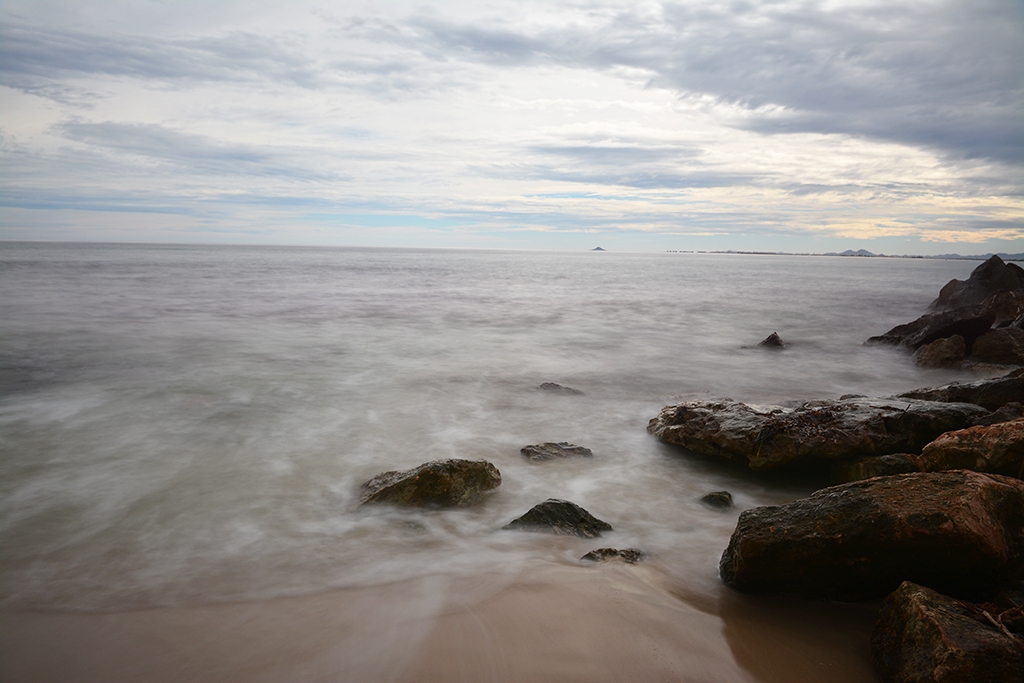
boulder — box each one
[917,419,1024,478]
[580,548,645,563]
[718,471,1024,600]
[930,255,1024,310]
[872,581,1024,683]
[699,491,734,509]
[897,369,1024,411]
[359,459,501,507]
[647,397,988,470]
[913,334,965,368]
[830,453,921,484]
[502,499,612,538]
[973,402,1024,426]
[757,332,785,348]
[971,327,1024,365]
[521,442,593,461]
[538,382,584,395]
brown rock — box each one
[830,453,921,484]
[930,255,1024,311]
[718,471,1024,600]
[503,499,612,538]
[580,548,645,563]
[914,334,965,368]
[757,332,785,348]
[918,419,1024,478]
[868,291,1024,351]
[972,327,1024,365]
[521,442,593,461]
[872,581,1024,683]
[898,368,1024,411]
[359,459,501,507]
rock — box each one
[757,332,785,348]
[973,402,1024,426]
[867,303,995,351]
[917,419,1024,478]
[897,369,1024,411]
[537,382,584,395]
[647,397,988,470]
[930,255,1024,311]
[359,459,502,507]
[913,334,965,368]
[972,327,1024,365]
[830,453,921,484]
[719,471,1024,600]
[871,581,1024,683]
[503,499,612,538]
[699,491,734,509]
[521,442,593,461]
[580,548,644,563]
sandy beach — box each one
[1,561,878,683]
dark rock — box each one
[973,402,1024,426]
[699,491,734,509]
[647,397,988,470]
[917,419,1024,478]
[537,382,584,395]
[830,453,921,484]
[359,459,501,507]
[580,548,644,563]
[897,369,1024,411]
[867,304,995,351]
[521,442,593,461]
[719,471,1024,600]
[503,499,612,538]
[930,255,1024,311]
[972,327,1024,365]
[757,332,785,348]
[872,581,1024,683]
[913,334,965,368]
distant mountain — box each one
[825,249,877,257]
[591,246,606,251]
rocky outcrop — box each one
[913,334,965,368]
[538,382,584,395]
[580,548,644,563]
[972,327,1024,365]
[872,581,1024,683]
[897,369,1024,412]
[917,419,1024,478]
[930,255,1024,311]
[520,442,593,461]
[359,459,502,507]
[869,290,1024,350]
[699,491,734,509]
[718,471,1024,600]
[647,397,988,470]
[503,499,612,538]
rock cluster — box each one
[868,256,1024,367]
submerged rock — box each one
[537,382,584,395]
[580,548,644,564]
[917,419,1024,478]
[503,499,612,538]
[359,459,502,507]
[930,254,1024,311]
[647,397,987,470]
[897,368,1024,411]
[872,581,1024,683]
[719,471,1024,600]
[521,442,593,461]
[757,332,785,348]
[699,491,734,509]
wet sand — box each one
[0,561,877,683]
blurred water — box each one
[0,242,978,611]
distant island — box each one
[592,246,606,251]
[663,249,1024,261]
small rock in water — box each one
[581,548,645,564]
[538,382,584,395]
[699,491,734,509]
[757,332,785,348]
[503,499,612,538]
[359,459,501,508]
[521,442,593,461]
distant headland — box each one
[663,248,1024,262]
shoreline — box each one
[0,562,877,683]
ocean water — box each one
[0,242,980,615]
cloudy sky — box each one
[1,0,1022,253]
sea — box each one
[0,242,984,680]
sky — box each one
[1,0,1022,254]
